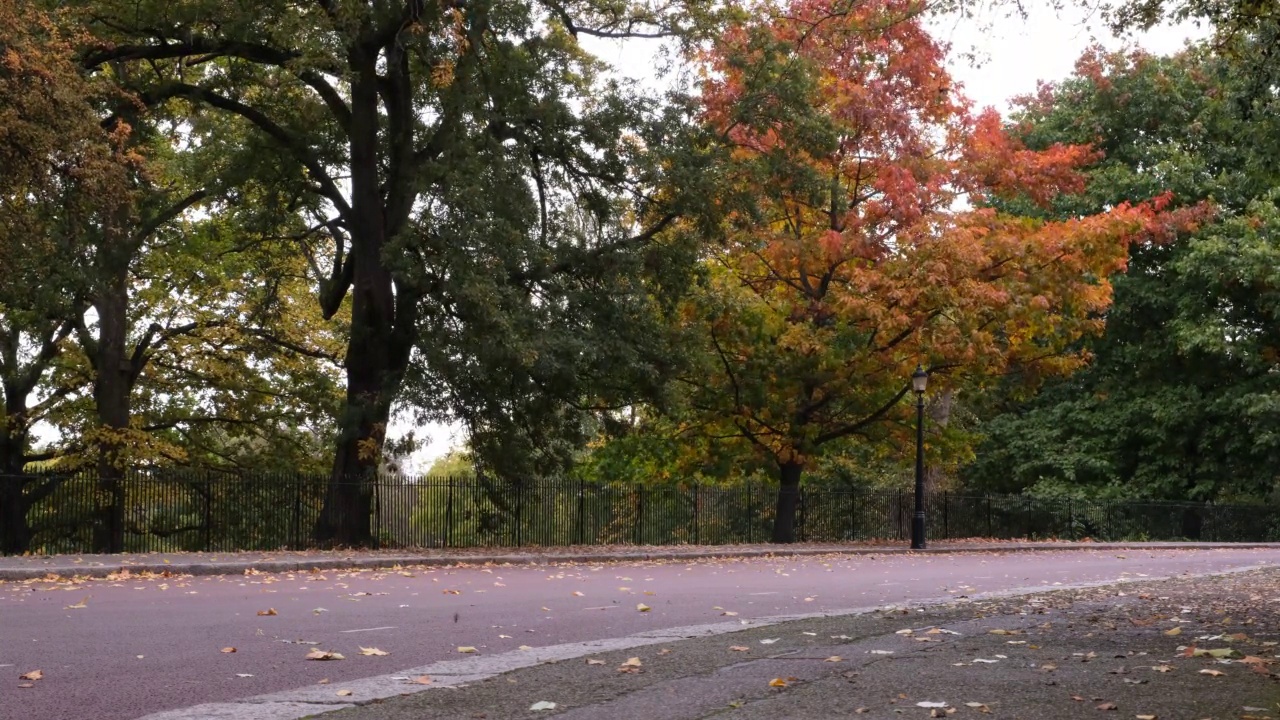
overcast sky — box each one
[400,4,1209,469]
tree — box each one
[79,0,714,546]
[963,41,1280,502]
[684,0,1171,542]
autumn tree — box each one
[687,0,1170,542]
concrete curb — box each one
[4,541,1280,581]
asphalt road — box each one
[3,548,1278,720]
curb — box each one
[4,541,1279,581]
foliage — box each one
[963,40,1280,502]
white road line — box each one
[747,591,779,595]
[582,606,616,611]
[338,626,397,633]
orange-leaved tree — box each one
[686,0,1176,542]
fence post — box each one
[897,489,904,540]
[446,477,454,548]
[292,478,302,550]
[633,487,644,545]
[371,478,381,550]
[986,495,992,538]
[516,481,525,548]
[943,491,949,539]
[849,490,857,540]
[577,477,587,545]
[1066,498,1073,540]
[692,483,699,545]
[204,474,213,552]
[798,490,807,542]
[746,482,753,544]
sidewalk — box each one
[4,540,1279,581]
[301,565,1280,720]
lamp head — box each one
[911,365,928,394]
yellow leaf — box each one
[305,649,344,661]
[637,603,651,612]
[19,670,43,681]
[457,646,478,654]
[1199,669,1225,677]
[221,647,237,653]
[1162,627,1181,636]
[572,591,584,597]
[620,657,642,667]
[65,597,89,610]
[359,647,389,656]
[1136,715,1157,719]
[586,659,606,665]
[824,656,842,662]
[257,608,278,616]
[336,689,353,696]
[769,678,788,687]
[721,611,739,616]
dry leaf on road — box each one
[336,689,353,696]
[358,647,389,656]
[1096,702,1117,711]
[769,678,789,687]
[457,646,478,654]
[530,701,557,711]
[220,647,236,653]
[636,603,650,612]
[1163,627,1181,636]
[19,670,43,681]
[409,675,432,684]
[257,608,278,616]
[729,646,750,652]
[65,597,89,610]
[305,649,345,661]
[1199,669,1225,677]
[586,658,606,665]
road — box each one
[3,548,1277,720]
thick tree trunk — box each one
[771,460,805,543]
[923,388,954,494]
[313,59,410,548]
[0,425,30,554]
[91,267,131,554]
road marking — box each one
[582,606,616,611]
[339,626,397,633]
[748,591,779,596]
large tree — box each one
[684,0,1172,542]
[80,0,713,545]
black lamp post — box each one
[911,365,929,550]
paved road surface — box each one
[3,548,1277,720]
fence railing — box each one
[3,471,1278,555]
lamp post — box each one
[911,365,929,550]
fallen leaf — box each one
[636,603,651,612]
[1199,669,1225,677]
[65,597,89,610]
[443,589,461,595]
[620,657,643,667]
[17,683,34,689]
[518,645,533,651]
[586,659,606,665]
[317,678,330,685]
[1097,702,1118,711]
[19,670,43,681]
[1239,656,1268,665]
[769,678,788,687]
[917,701,948,708]
[722,611,739,616]
[572,591,584,597]
[964,703,991,713]
[988,629,1018,636]
[1163,627,1182,636]
[530,701,557,711]
[235,673,254,678]
[336,690,353,697]
[409,675,432,684]
[729,646,750,652]
[457,646,478,654]
[824,656,843,662]
[1152,665,1173,673]
[760,638,780,645]
[359,647,389,656]
[305,649,345,661]
[221,647,237,654]
[1136,715,1157,720]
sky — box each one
[396,3,1210,471]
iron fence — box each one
[3,471,1278,555]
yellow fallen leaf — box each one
[257,608,278,616]
[410,675,432,684]
[317,678,330,684]
[305,649,345,660]
[637,603,651,612]
[824,656,842,662]
[1136,715,1157,720]
[518,645,533,651]
[19,670,43,681]
[457,646,478,654]
[443,589,461,595]
[1199,669,1225,677]
[988,629,1018,636]
[721,611,739,616]
[620,657,643,667]
[336,689,353,696]
[359,647,389,656]
[729,646,750,652]
[572,591,584,597]
[221,647,237,653]
[769,678,788,687]
[1163,627,1182,636]
[586,659,606,665]
[65,597,89,610]
[1152,665,1173,672]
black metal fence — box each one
[4,471,1279,555]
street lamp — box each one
[911,365,929,550]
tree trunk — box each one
[923,388,954,494]
[771,460,805,543]
[91,265,131,554]
[0,423,30,554]
[313,58,410,548]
